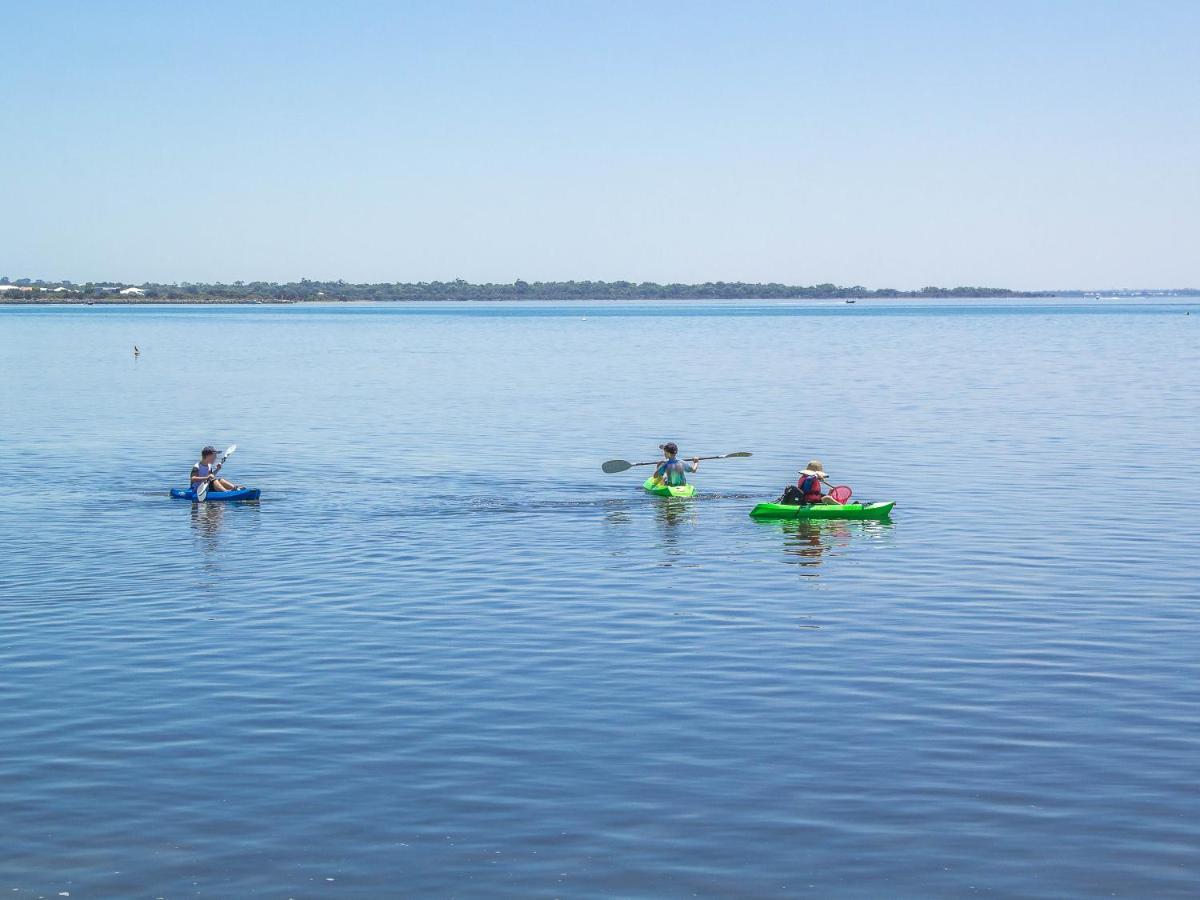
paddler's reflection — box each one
[775,519,895,574]
[189,500,226,549]
[778,521,848,572]
[654,496,697,531]
[653,497,698,562]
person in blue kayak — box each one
[780,460,836,505]
[650,442,700,487]
[191,446,242,493]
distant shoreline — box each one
[0,279,1054,304]
[4,295,1052,306]
[2,279,1198,305]
[4,293,1200,307]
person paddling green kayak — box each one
[649,442,700,490]
[779,459,837,505]
[752,459,894,520]
[602,447,750,498]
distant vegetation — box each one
[1,276,1054,302]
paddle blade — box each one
[722,451,753,458]
[195,478,208,502]
[602,459,633,474]
[829,485,852,504]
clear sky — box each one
[2,0,1197,289]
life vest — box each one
[798,474,823,502]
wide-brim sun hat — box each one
[801,460,826,477]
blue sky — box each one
[2,0,1197,288]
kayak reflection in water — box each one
[189,500,226,547]
[649,441,700,488]
[782,521,833,569]
[191,446,243,493]
[778,459,838,505]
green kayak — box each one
[749,501,895,520]
[643,477,697,498]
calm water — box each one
[1,299,1198,898]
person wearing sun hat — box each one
[650,441,701,487]
[780,459,836,505]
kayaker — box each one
[650,442,700,487]
[191,446,242,493]
[780,460,836,505]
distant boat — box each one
[86,301,95,306]
[845,299,857,304]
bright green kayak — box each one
[643,477,696,498]
[749,501,895,520]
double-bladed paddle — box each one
[601,451,752,474]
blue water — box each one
[1,299,1198,898]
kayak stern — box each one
[642,477,697,498]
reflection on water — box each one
[771,519,896,575]
[779,521,840,573]
[652,497,699,564]
[652,496,697,530]
[188,501,229,574]
[189,498,226,546]
[188,499,259,552]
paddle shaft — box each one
[625,453,745,469]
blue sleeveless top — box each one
[654,458,688,486]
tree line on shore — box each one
[1,277,1047,301]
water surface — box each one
[1,299,1198,897]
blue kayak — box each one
[170,487,260,502]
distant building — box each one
[119,287,146,296]
[0,284,19,292]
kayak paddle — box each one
[195,444,236,502]
[601,451,752,474]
